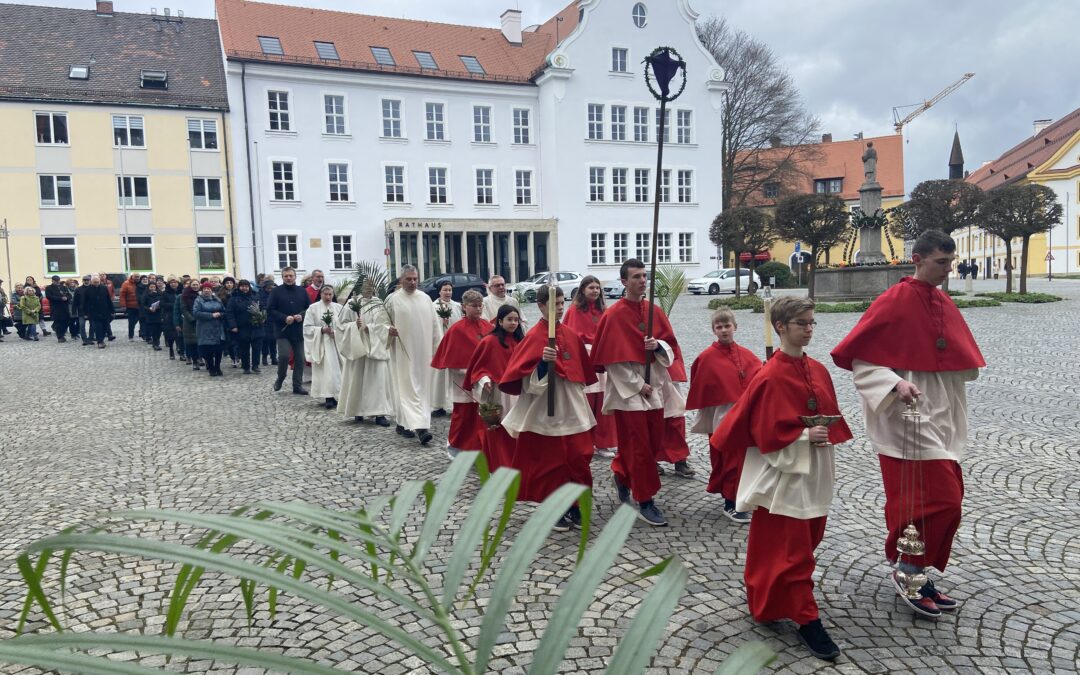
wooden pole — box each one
[644,97,668,386]
[546,279,557,416]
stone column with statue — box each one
[856,141,886,264]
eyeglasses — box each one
[787,320,817,327]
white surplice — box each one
[737,430,835,519]
[481,294,520,322]
[601,340,686,418]
[500,366,595,438]
[385,289,440,431]
[336,300,394,418]
[690,403,734,436]
[303,300,343,399]
[431,299,463,412]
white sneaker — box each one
[595,447,616,459]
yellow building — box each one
[0,2,234,285]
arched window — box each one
[632,3,647,28]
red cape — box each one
[464,333,519,390]
[590,298,686,381]
[561,303,604,344]
[831,277,985,372]
[711,350,852,455]
[431,316,489,370]
[499,320,597,396]
[685,342,763,410]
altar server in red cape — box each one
[590,259,687,527]
[831,229,984,619]
[693,307,762,523]
[431,290,488,458]
[712,296,851,661]
[499,286,596,531]
[464,303,524,472]
[561,275,618,458]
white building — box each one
[217,0,727,284]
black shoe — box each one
[193,364,201,371]
[417,429,433,445]
[566,505,582,527]
[57,337,67,343]
[355,416,365,423]
[153,345,162,351]
[273,378,283,391]
[83,341,93,346]
[552,515,573,532]
[613,475,633,505]
[919,578,959,611]
[293,387,308,395]
[108,335,116,341]
[270,358,278,365]
[42,330,51,336]
[637,500,668,527]
[375,416,391,427]
[673,460,696,478]
[432,408,447,418]
[251,367,260,374]
[398,426,416,439]
[169,353,175,360]
[232,360,239,368]
[243,368,252,374]
[797,619,841,661]
[656,463,666,476]
[723,499,752,524]
[324,398,338,409]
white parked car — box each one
[600,271,650,299]
[687,268,757,295]
[513,271,584,301]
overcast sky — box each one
[10,0,1080,192]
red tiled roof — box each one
[215,0,578,84]
[965,106,1080,190]
[738,133,905,207]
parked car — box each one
[687,268,756,295]
[388,272,488,302]
[601,271,650,299]
[516,271,584,302]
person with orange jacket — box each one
[119,274,141,340]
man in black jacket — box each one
[83,274,114,348]
[266,267,310,394]
[45,275,72,342]
[73,275,92,345]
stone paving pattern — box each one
[1,277,1078,674]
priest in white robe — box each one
[385,264,440,446]
[336,288,393,426]
[481,275,522,322]
[302,285,343,409]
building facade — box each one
[0,2,233,284]
[216,0,726,283]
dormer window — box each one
[314,41,339,60]
[460,56,485,75]
[371,47,395,66]
[140,70,168,90]
[68,65,89,80]
[258,36,283,55]
[413,51,438,70]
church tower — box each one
[948,130,965,180]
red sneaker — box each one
[891,571,941,618]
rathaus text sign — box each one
[395,221,443,230]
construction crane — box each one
[893,73,975,134]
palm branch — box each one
[652,265,688,317]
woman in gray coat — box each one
[193,282,226,377]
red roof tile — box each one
[215,0,577,84]
[965,106,1080,190]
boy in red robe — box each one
[712,296,852,661]
[831,229,984,618]
[561,275,618,458]
[464,303,524,472]
[499,286,597,531]
[694,307,762,523]
[430,290,488,459]
[591,259,687,526]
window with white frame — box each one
[327,163,350,202]
[678,232,694,263]
[187,119,218,150]
[677,169,693,203]
[267,91,291,131]
[43,236,77,274]
[612,168,627,202]
[117,176,149,207]
[587,103,604,140]
[512,108,531,144]
[35,112,68,144]
[590,232,607,265]
[425,102,446,141]
[381,99,402,138]
[814,178,843,194]
[635,232,651,262]
[123,235,154,272]
[676,110,692,144]
[277,234,300,270]
[428,167,448,204]
[515,170,533,205]
[384,165,405,203]
[613,233,629,262]
[271,161,296,201]
[611,105,627,141]
[475,168,494,205]
[473,105,492,142]
[655,107,671,143]
[634,169,649,203]
[324,95,346,135]
[39,175,72,207]
[332,234,353,270]
[197,236,227,272]
[589,167,605,202]
[633,107,649,142]
[660,169,671,202]
[192,177,222,208]
[656,232,672,263]
[611,47,628,73]
[113,115,145,147]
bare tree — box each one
[772,194,849,298]
[982,183,1062,294]
[709,206,777,297]
[697,16,822,211]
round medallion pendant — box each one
[807,398,818,411]
[936,337,947,350]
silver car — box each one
[687,268,756,295]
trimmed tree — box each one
[981,183,1063,294]
[889,179,984,291]
[709,206,777,297]
[772,194,849,298]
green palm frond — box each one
[352,260,392,301]
[652,265,688,316]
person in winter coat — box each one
[120,274,140,339]
[179,280,201,369]
[193,282,226,377]
[142,281,164,350]
[258,278,278,366]
[226,279,264,374]
[218,276,239,367]
[82,274,114,347]
[267,267,311,394]
[45,275,72,342]
[64,278,81,341]
[161,277,181,359]
[18,286,42,340]
[136,275,152,341]
[24,276,50,337]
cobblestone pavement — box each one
[1,277,1078,674]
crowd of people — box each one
[3,229,983,663]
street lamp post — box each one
[0,219,12,286]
